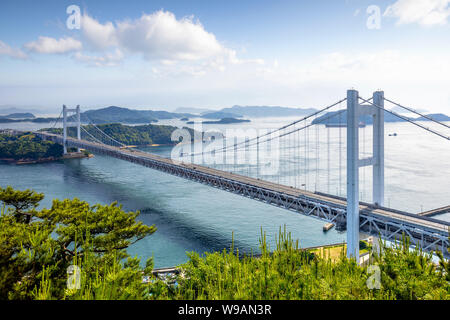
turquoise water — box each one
[0,153,346,268]
[1,118,449,267]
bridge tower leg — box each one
[346,89,385,261]
[76,105,81,152]
[372,92,384,206]
[63,105,67,154]
[346,90,360,259]
[62,105,81,154]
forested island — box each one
[187,118,251,124]
[0,132,91,164]
[43,123,195,146]
[0,112,35,119]
[0,132,64,163]
[0,122,210,164]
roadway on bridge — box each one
[38,131,449,235]
[419,205,450,217]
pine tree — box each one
[0,186,156,299]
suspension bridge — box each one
[33,89,450,260]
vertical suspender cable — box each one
[362,125,366,201]
[339,101,343,196]
[315,116,319,192]
[304,117,307,190]
[327,125,330,194]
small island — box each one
[187,117,251,125]
[0,112,35,119]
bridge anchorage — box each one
[35,89,450,261]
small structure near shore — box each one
[323,222,335,232]
[62,151,94,160]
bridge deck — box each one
[35,131,450,255]
[36,131,449,235]
[419,205,450,217]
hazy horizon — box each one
[0,103,319,116]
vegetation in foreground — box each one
[0,186,449,300]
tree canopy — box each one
[0,186,156,299]
[0,186,448,300]
[0,133,63,161]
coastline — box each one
[0,151,93,165]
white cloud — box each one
[81,14,117,50]
[11,10,262,71]
[115,11,230,61]
[0,40,27,59]
[79,10,256,69]
[24,36,82,54]
[384,0,450,26]
[73,49,124,67]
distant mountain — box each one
[415,113,450,121]
[0,117,60,123]
[1,113,35,119]
[81,106,194,124]
[0,106,44,116]
[220,105,317,118]
[390,106,428,114]
[81,106,155,124]
[187,118,250,124]
[312,110,450,125]
[201,111,243,119]
[140,110,193,120]
[174,107,214,114]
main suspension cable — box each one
[179,98,348,158]
[358,97,450,141]
[384,97,450,130]
[82,112,126,147]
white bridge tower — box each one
[346,89,385,259]
[62,105,81,154]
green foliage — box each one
[37,198,156,256]
[0,187,449,300]
[0,210,57,299]
[35,250,155,300]
[168,229,449,300]
[0,186,43,223]
[0,186,156,300]
[0,132,63,161]
[371,237,449,299]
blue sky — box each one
[1,0,450,113]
